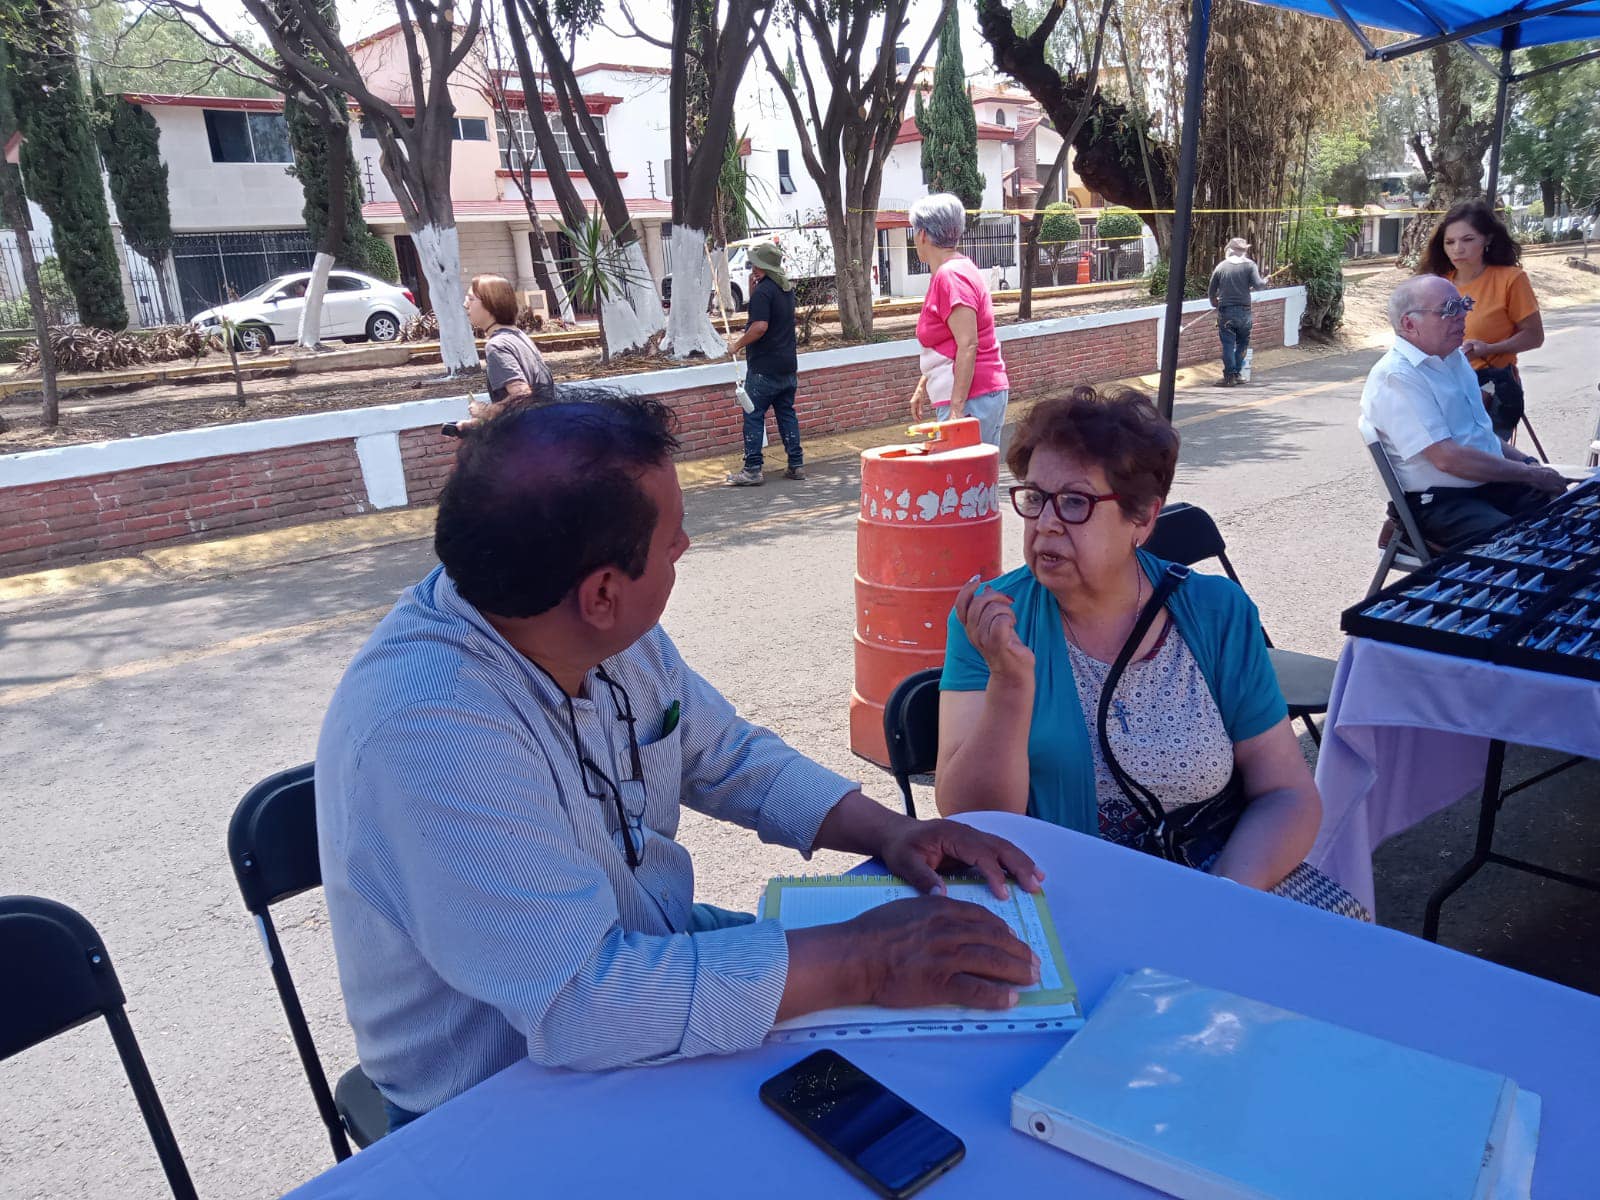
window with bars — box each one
[495,111,607,172]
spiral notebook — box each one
[759,874,1083,1043]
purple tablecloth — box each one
[1311,636,1600,912]
[283,811,1600,1199]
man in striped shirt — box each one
[316,393,1043,1126]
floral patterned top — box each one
[1063,624,1235,847]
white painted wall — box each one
[147,106,306,232]
[880,139,1010,216]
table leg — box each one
[1422,739,1508,943]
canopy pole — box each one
[1157,0,1214,421]
[1486,47,1512,202]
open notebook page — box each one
[760,875,1083,1042]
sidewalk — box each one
[0,339,1339,610]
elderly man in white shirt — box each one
[1359,274,1565,548]
[316,391,1044,1131]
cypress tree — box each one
[91,80,174,321]
[12,0,128,330]
[917,5,984,214]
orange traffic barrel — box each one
[850,417,1001,766]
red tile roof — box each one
[894,117,1014,145]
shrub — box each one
[401,311,439,342]
[0,334,30,363]
[355,235,400,283]
[15,323,220,373]
[1145,258,1208,300]
[1287,203,1345,333]
[1095,206,1143,245]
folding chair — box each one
[1364,438,1436,597]
[883,667,944,817]
[1587,381,1600,468]
[1143,502,1335,745]
[228,764,387,1161]
[0,896,199,1200]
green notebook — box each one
[760,874,1083,1043]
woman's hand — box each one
[954,578,1034,686]
[910,376,928,421]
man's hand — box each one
[1462,338,1491,360]
[726,336,744,356]
[878,816,1044,899]
[844,895,1039,1009]
[954,578,1035,686]
[1522,463,1568,494]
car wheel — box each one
[731,284,744,311]
[366,312,401,342]
[236,324,272,353]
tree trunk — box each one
[1018,216,1039,320]
[833,213,877,340]
[663,226,726,358]
[412,223,479,374]
[518,0,664,341]
[1,168,59,426]
[1399,46,1493,265]
[298,112,350,350]
[536,234,576,321]
[298,251,335,349]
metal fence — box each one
[170,230,317,319]
[125,246,178,328]
[0,232,78,329]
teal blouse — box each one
[941,550,1286,836]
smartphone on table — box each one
[760,1049,965,1199]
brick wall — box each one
[399,427,460,506]
[1,440,367,574]
[2,294,1297,575]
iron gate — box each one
[0,232,78,328]
[171,231,316,319]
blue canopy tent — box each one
[1156,0,1600,416]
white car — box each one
[193,270,420,352]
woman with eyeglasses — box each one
[933,387,1364,915]
[1417,200,1543,440]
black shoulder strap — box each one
[1095,564,1190,832]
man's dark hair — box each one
[435,389,680,617]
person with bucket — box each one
[725,241,805,486]
[1207,237,1268,387]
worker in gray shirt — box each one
[1207,237,1268,387]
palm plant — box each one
[555,207,650,365]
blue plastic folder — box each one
[1012,969,1539,1199]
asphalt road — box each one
[3,304,1599,1199]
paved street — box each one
[3,303,1599,1198]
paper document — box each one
[760,874,1082,1043]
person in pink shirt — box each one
[907,193,1011,445]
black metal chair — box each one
[1364,439,1438,597]
[227,763,387,1161]
[883,667,944,817]
[0,896,199,1200]
[1143,502,1335,745]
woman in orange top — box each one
[1418,199,1544,439]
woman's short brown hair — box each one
[1005,386,1179,520]
[471,273,520,326]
